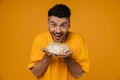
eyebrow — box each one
[50,21,56,24]
[61,22,68,24]
[50,21,68,24]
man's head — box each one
[48,4,71,43]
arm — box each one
[30,54,52,78]
[64,56,84,78]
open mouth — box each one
[52,33,64,42]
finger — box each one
[42,48,49,53]
[56,54,67,57]
[69,50,73,54]
[54,54,61,57]
[47,53,52,56]
[67,50,73,55]
[46,52,53,56]
[41,48,45,51]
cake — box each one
[46,42,70,55]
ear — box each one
[47,21,50,28]
[68,24,70,29]
[47,17,50,28]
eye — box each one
[50,23,57,28]
[51,24,56,26]
[60,24,68,29]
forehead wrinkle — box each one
[50,21,56,24]
[48,16,69,25]
[49,20,68,26]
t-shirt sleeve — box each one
[73,37,89,73]
[28,35,45,69]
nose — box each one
[56,26,61,33]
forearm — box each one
[30,54,52,78]
[64,56,84,78]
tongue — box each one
[55,36,61,40]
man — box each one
[28,4,89,80]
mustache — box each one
[52,32,64,36]
[51,32,63,35]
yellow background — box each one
[0,0,120,80]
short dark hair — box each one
[48,4,71,18]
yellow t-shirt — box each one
[28,31,89,80]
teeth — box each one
[54,34,62,36]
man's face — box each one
[48,16,70,43]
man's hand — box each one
[55,50,72,57]
[30,48,52,78]
[42,48,53,56]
